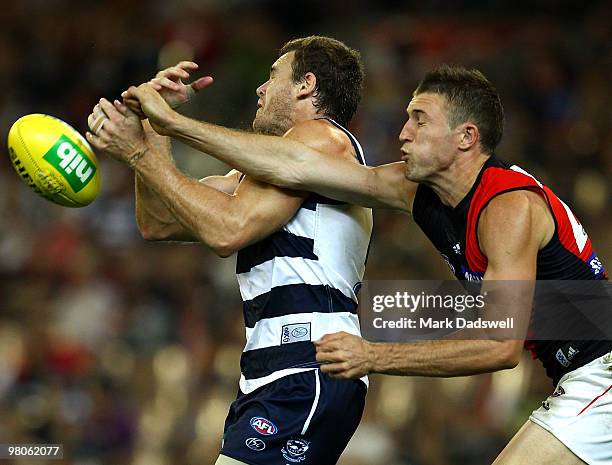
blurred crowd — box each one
[0,1,610,465]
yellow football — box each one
[7,114,100,207]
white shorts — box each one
[529,351,612,465]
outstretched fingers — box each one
[191,76,214,92]
[156,66,190,81]
[150,76,182,91]
[175,61,198,71]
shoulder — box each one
[480,190,536,228]
[478,189,553,256]
[481,189,550,226]
[284,119,358,163]
[478,161,543,193]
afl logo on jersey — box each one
[250,416,278,435]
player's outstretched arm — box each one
[124,83,417,213]
[132,159,306,256]
[136,168,242,242]
[91,103,240,242]
[86,97,308,255]
[134,119,191,240]
[315,190,551,379]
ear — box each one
[457,122,479,151]
[296,72,317,99]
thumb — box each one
[191,76,214,93]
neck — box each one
[424,151,490,208]
[293,99,323,125]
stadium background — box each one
[0,1,610,464]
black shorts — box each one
[220,369,366,465]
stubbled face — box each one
[398,92,457,182]
[253,52,297,136]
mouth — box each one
[400,149,410,161]
[257,101,263,109]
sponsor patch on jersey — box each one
[245,437,266,451]
[282,438,310,462]
[587,252,605,277]
[556,345,580,368]
[460,265,484,282]
[250,416,278,436]
[555,348,571,368]
[281,322,311,345]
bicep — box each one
[479,193,545,354]
[480,191,546,280]
[227,176,306,250]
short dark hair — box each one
[280,36,364,127]
[415,65,504,154]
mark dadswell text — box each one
[372,317,514,329]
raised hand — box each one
[86,98,148,167]
[122,61,213,116]
[122,83,177,136]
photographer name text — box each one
[372,317,514,329]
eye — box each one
[417,121,426,127]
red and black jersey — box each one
[412,155,609,385]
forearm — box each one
[135,121,188,239]
[167,113,304,188]
[165,113,402,209]
[135,173,195,240]
[133,145,239,254]
[369,339,519,377]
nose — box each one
[256,80,269,97]
[399,119,414,142]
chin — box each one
[253,122,273,135]
[405,167,425,183]
[252,117,267,134]
[253,117,290,136]
[403,163,416,181]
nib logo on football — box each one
[43,135,96,192]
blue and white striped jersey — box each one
[235,119,373,393]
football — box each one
[7,114,100,207]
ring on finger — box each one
[94,117,108,136]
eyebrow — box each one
[407,108,426,118]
